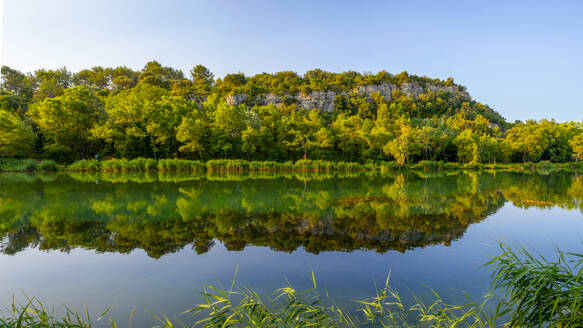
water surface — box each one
[1,171,582,326]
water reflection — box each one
[0,171,581,258]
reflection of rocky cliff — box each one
[0,172,580,258]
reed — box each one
[0,296,114,328]
[0,159,38,172]
[487,243,583,327]
[100,158,126,172]
[294,159,336,172]
[206,159,251,172]
[67,159,102,172]
[127,157,158,172]
[158,158,205,172]
[249,161,283,171]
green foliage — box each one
[67,159,102,172]
[0,110,35,158]
[2,63,582,166]
[0,159,37,171]
[488,243,583,327]
[28,86,104,161]
[36,160,57,172]
[570,133,583,161]
[206,159,251,171]
[415,160,445,170]
[158,159,205,171]
[0,296,113,328]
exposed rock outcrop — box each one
[226,81,469,112]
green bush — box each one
[377,161,398,172]
[536,160,559,170]
[37,160,58,172]
[127,157,157,171]
[415,160,445,170]
[68,160,102,172]
[101,159,126,172]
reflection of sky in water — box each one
[0,172,582,327]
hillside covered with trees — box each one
[0,61,581,165]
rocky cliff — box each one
[226,80,470,112]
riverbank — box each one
[0,158,58,172]
[2,158,582,173]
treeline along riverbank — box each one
[1,62,582,165]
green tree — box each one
[138,61,185,89]
[144,96,196,157]
[176,104,210,160]
[0,110,35,157]
[570,133,583,162]
[73,66,109,90]
[190,65,215,99]
[1,66,34,101]
[283,109,332,159]
[503,120,547,163]
[90,83,168,158]
[382,119,420,166]
[29,86,104,160]
[33,68,72,100]
[454,130,480,164]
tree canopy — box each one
[0,62,581,164]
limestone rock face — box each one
[225,81,470,112]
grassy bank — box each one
[0,159,58,172]
[2,158,582,174]
[64,158,583,173]
[2,244,581,328]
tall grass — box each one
[0,159,58,172]
[67,159,102,172]
[206,159,251,172]
[0,159,38,172]
[61,159,583,174]
[158,159,205,172]
[0,295,114,328]
[487,243,583,327]
[175,272,502,328]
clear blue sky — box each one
[1,0,582,122]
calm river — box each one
[1,171,582,326]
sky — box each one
[1,0,582,122]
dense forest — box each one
[0,61,582,165]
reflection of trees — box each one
[0,172,581,257]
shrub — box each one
[127,157,158,172]
[37,160,58,172]
[68,159,101,172]
[377,161,398,172]
[101,159,125,172]
[536,160,558,170]
[416,160,444,170]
